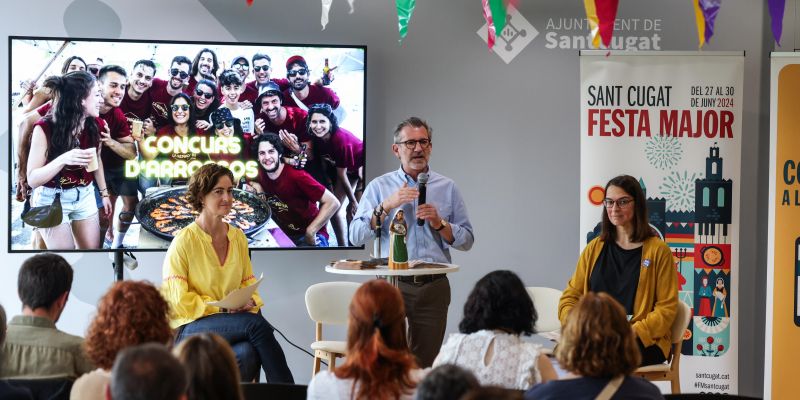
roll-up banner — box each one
[765,52,800,400]
[580,51,743,394]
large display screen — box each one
[9,37,366,252]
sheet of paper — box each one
[207,273,263,309]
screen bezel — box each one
[7,35,367,253]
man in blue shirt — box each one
[349,117,474,367]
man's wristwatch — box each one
[373,203,387,218]
[434,219,448,231]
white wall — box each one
[0,0,773,395]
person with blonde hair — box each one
[307,279,425,399]
[173,333,244,400]
[525,292,664,400]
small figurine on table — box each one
[388,209,408,270]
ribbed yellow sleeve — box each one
[162,223,264,329]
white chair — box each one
[634,301,691,394]
[526,286,563,333]
[305,281,361,376]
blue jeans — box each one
[290,233,329,247]
[175,312,294,383]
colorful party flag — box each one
[481,0,497,49]
[594,0,620,48]
[583,0,618,48]
[698,0,721,45]
[692,0,707,48]
[321,0,333,30]
[768,0,786,45]
[396,0,416,42]
[583,0,602,48]
[482,0,518,50]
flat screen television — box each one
[8,36,366,252]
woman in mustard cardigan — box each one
[559,175,678,366]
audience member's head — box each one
[0,303,7,346]
[458,270,537,336]
[335,279,418,399]
[415,364,479,400]
[18,253,74,321]
[173,333,243,400]
[108,343,187,400]
[460,386,523,400]
[556,292,641,378]
[85,281,172,370]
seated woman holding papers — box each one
[162,163,293,383]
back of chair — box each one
[6,378,73,400]
[305,281,361,326]
[526,286,563,333]
[241,383,308,400]
[672,301,691,344]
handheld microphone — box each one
[417,173,429,226]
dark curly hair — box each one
[458,270,537,335]
[84,281,173,370]
[186,163,234,212]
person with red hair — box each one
[69,281,173,400]
[307,279,425,399]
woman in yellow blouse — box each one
[162,163,293,383]
[559,175,678,366]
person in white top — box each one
[433,270,558,390]
[307,279,426,400]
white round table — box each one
[324,263,459,286]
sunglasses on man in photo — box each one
[287,68,309,77]
[170,68,189,79]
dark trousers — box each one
[637,338,668,366]
[398,276,451,368]
[175,312,294,383]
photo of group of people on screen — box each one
[9,39,365,250]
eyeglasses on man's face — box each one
[232,63,249,71]
[170,69,189,79]
[603,197,634,209]
[287,68,308,77]
[395,139,431,150]
[253,65,270,72]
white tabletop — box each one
[325,263,459,276]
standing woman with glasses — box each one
[306,103,363,246]
[141,93,204,186]
[26,70,112,249]
[559,174,678,366]
[192,79,221,133]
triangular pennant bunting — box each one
[321,0,333,30]
[396,0,416,42]
[768,0,786,45]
